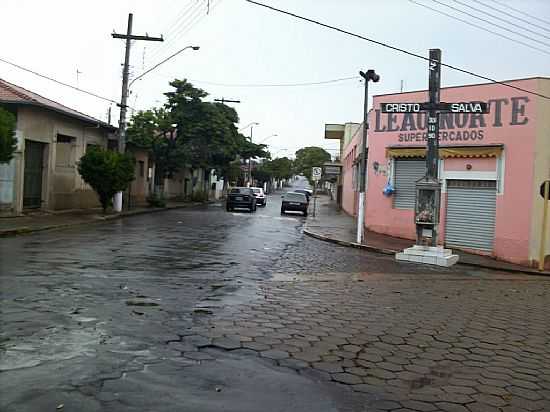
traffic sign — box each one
[380,101,489,114]
[312,167,322,181]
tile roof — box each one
[0,78,116,130]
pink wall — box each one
[365,79,538,264]
[443,157,496,171]
[341,125,363,216]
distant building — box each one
[344,76,550,268]
[0,78,117,216]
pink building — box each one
[343,77,550,268]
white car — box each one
[251,187,267,207]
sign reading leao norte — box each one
[381,101,489,114]
[374,96,530,143]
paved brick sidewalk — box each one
[185,271,550,412]
[305,195,549,276]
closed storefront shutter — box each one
[445,180,497,251]
[393,159,425,209]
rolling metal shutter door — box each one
[445,182,496,251]
[393,159,425,209]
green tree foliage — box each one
[0,107,17,163]
[253,157,294,186]
[77,147,135,213]
[128,79,269,187]
[294,147,331,183]
[126,108,186,185]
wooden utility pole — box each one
[112,13,163,153]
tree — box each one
[127,108,187,191]
[294,147,331,184]
[77,147,135,213]
[0,107,17,164]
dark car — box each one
[227,187,257,212]
[294,189,311,203]
[281,192,308,216]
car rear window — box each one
[230,188,250,194]
[285,193,306,202]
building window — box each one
[57,134,76,143]
[392,158,426,209]
[107,139,118,151]
[138,161,145,177]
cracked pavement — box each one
[1,179,549,411]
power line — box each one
[189,75,360,87]
[242,0,550,99]
[475,0,550,34]
[410,0,550,56]
[0,56,121,105]
[430,0,550,49]
[485,0,550,28]
[147,0,204,61]
[450,0,550,40]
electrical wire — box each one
[189,76,360,87]
[0,56,121,105]
[474,0,550,34]
[430,0,550,49]
[148,1,206,61]
[243,0,550,100]
[485,0,550,28]
[450,0,550,40]
[410,0,550,56]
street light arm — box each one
[129,45,200,88]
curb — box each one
[0,201,219,238]
[303,226,550,277]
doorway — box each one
[23,140,46,208]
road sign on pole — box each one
[312,167,322,181]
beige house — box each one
[0,79,117,216]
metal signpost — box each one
[381,49,490,247]
[312,167,322,218]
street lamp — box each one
[258,133,278,144]
[129,45,200,88]
[357,69,380,244]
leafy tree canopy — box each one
[294,147,331,184]
[0,107,17,164]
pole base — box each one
[396,245,459,267]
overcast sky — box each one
[2,0,549,159]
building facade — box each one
[364,77,550,268]
[0,79,117,216]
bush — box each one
[77,147,135,213]
[0,107,17,164]
[190,189,209,202]
[146,192,167,208]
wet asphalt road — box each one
[2,179,548,412]
[0,179,373,411]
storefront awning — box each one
[386,145,503,159]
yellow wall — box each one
[529,78,550,269]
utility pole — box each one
[214,98,241,104]
[112,13,163,154]
[357,70,380,244]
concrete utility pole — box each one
[356,70,380,244]
[112,13,163,154]
[247,122,259,186]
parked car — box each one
[226,187,257,212]
[293,189,311,203]
[251,187,267,207]
[281,192,308,216]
